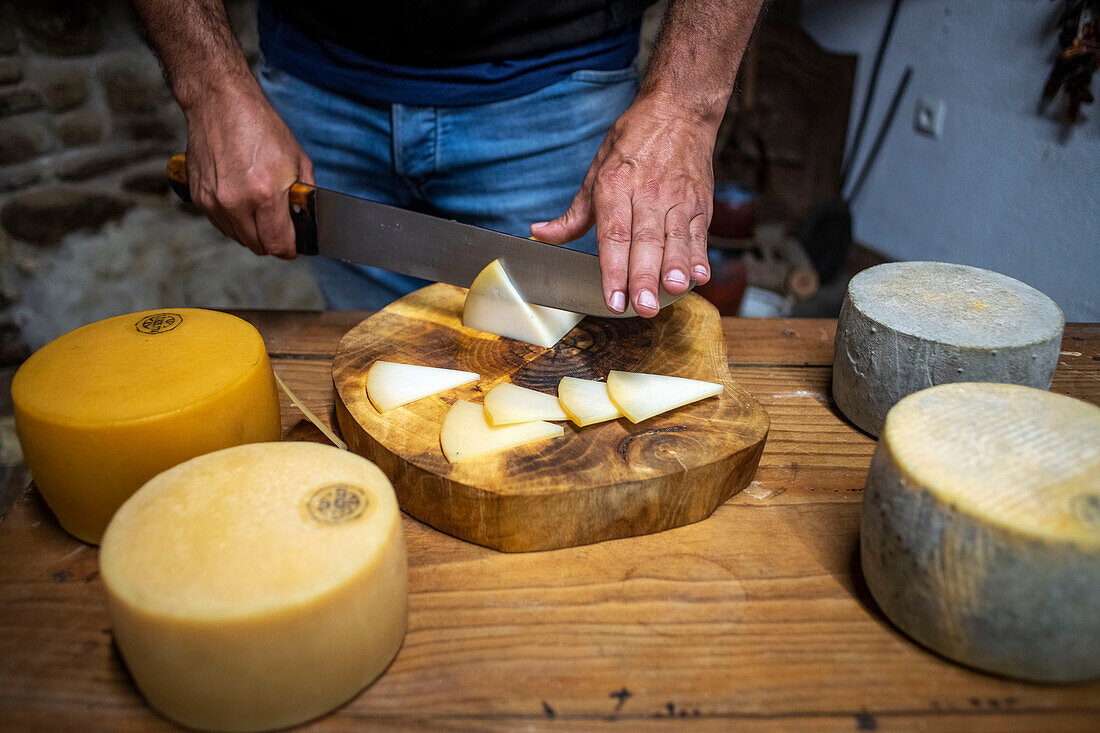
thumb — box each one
[530,188,594,245]
[298,153,315,186]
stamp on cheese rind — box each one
[303,483,371,525]
[135,312,182,334]
[860,383,1100,682]
[831,262,1064,437]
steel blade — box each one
[313,187,687,317]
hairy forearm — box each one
[642,0,764,128]
[130,0,312,260]
[130,0,255,112]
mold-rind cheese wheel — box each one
[832,262,1063,436]
[100,442,408,733]
[11,308,281,543]
[861,383,1100,682]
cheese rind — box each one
[832,262,1063,436]
[11,308,281,544]
[462,259,583,348]
[366,360,478,412]
[100,442,408,732]
[483,382,568,425]
[557,377,622,427]
[440,399,563,462]
[861,383,1100,682]
[606,370,723,423]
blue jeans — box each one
[258,60,640,310]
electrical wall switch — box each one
[914,97,946,138]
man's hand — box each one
[531,93,717,317]
[184,83,312,258]
[533,0,763,317]
[132,0,311,258]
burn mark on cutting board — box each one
[855,709,878,730]
[509,317,657,390]
[610,687,632,712]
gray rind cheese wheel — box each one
[832,261,1063,436]
[861,383,1100,682]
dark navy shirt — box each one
[257,0,641,107]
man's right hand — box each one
[183,82,313,259]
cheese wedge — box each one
[862,383,1100,682]
[366,360,478,412]
[832,261,1063,436]
[462,259,583,348]
[100,442,408,732]
[11,308,281,544]
[557,376,622,427]
[606,370,723,423]
[440,399,563,462]
[483,382,568,425]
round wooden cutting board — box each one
[333,284,769,552]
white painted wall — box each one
[801,0,1099,320]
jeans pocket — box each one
[568,61,640,85]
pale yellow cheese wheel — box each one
[100,442,408,732]
[12,308,281,543]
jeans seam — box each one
[390,104,404,177]
[431,106,440,176]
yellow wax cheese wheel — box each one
[100,442,408,733]
[861,383,1100,682]
[11,308,281,544]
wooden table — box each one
[2,313,1097,732]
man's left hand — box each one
[531,93,717,318]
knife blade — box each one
[167,153,689,317]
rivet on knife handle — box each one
[288,182,317,256]
[165,153,319,257]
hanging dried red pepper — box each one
[1041,0,1100,124]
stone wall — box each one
[0,0,320,360]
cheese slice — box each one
[100,442,408,732]
[483,382,568,425]
[832,261,1063,436]
[462,259,583,348]
[11,308,281,544]
[557,377,622,427]
[607,370,723,423]
[862,383,1100,682]
[366,360,478,412]
[440,399,563,462]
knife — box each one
[166,154,689,317]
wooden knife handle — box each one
[165,153,318,256]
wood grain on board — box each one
[333,285,769,552]
[1,316,1097,732]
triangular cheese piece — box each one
[462,259,583,348]
[557,377,622,427]
[606,370,723,423]
[366,361,479,412]
[440,400,563,462]
[484,383,568,425]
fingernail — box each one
[637,290,658,311]
[666,268,686,285]
[531,221,549,228]
[693,265,709,280]
[609,290,626,313]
